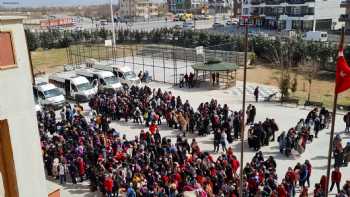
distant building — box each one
[242,0,345,31]
[167,0,208,13]
[340,0,350,31]
[233,0,242,17]
[119,0,159,18]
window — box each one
[71,84,78,92]
[38,91,45,99]
[0,32,16,69]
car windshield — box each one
[124,71,136,79]
[43,88,62,98]
[104,76,119,85]
[76,83,93,91]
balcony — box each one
[251,0,264,5]
[340,14,350,22]
[287,0,314,4]
[341,0,350,7]
[265,0,286,5]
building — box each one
[233,0,242,17]
[119,0,159,18]
[167,0,207,13]
[242,0,345,31]
[0,16,59,197]
[340,0,350,31]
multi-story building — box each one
[233,0,242,17]
[119,0,159,18]
[167,0,207,13]
[242,0,345,31]
[340,0,350,31]
[0,16,58,197]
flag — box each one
[335,48,350,94]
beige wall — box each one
[0,17,47,197]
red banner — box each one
[40,18,73,28]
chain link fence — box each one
[67,43,249,84]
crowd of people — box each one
[276,108,332,157]
[37,85,350,196]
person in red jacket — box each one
[77,157,85,182]
[277,184,287,197]
[304,160,312,187]
[149,121,158,135]
[330,167,342,193]
[300,187,308,197]
[231,156,240,175]
[320,175,327,194]
[104,175,114,197]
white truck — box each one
[48,72,97,102]
[303,31,328,42]
[86,59,141,87]
[33,79,66,110]
[75,68,122,93]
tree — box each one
[279,72,291,101]
[291,73,298,94]
[267,38,300,101]
[25,29,38,51]
[300,60,320,102]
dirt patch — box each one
[236,65,350,107]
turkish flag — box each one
[335,48,350,94]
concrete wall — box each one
[316,0,344,20]
[0,18,47,197]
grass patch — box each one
[30,44,143,74]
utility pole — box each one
[110,0,116,45]
[325,27,345,197]
[312,0,317,31]
[239,17,248,197]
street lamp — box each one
[110,0,116,45]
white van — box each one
[303,31,328,42]
[33,80,66,110]
[87,59,141,87]
[48,72,97,102]
[75,68,122,93]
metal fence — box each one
[66,43,247,84]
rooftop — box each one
[0,15,26,21]
[192,61,239,71]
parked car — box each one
[183,22,194,30]
[303,31,328,42]
[212,23,224,28]
[226,20,238,25]
[204,15,212,20]
[173,24,182,30]
[33,79,66,110]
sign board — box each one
[105,40,112,46]
[196,46,204,55]
[40,18,73,28]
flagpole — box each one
[239,17,249,197]
[325,26,345,197]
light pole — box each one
[110,0,116,45]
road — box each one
[77,16,227,32]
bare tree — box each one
[299,58,320,102]
[268,38,301,101]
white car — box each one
[183,22,194,30]
[33,82,66,110]
[226,20,238,25]
[212,23,225,28]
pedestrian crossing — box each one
[232,84,281,101]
